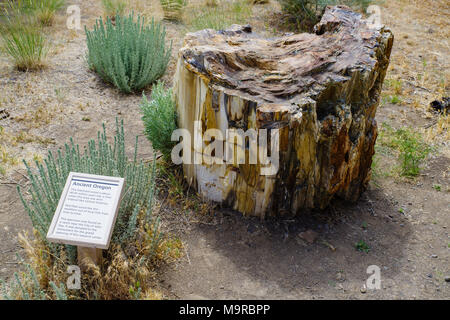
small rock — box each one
[360,285,367,294]
[247,223,256,234]
[427,273,433,278]
[430,97,449,113]
[431,254,438,258]
[444,276,450,283]
[298,230,318,244]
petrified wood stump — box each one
[173,6,394,218]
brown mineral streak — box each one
[173,5,394,218]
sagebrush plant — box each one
[0,1,50,70]
[141,81,178,161]
[186,0,252,31]
[159,0,186,22]
[18,119,159,248]
[85,14,172,93]
[1,119,182,299]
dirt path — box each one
[0,0,448,299]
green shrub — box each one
[85,14,172,93]
[393,129,431,177]
[186,0,252,31]
[18,119,161,255]
[3,120,180,300]
[141,81,177,160]
[0,0,50,70]
[160,0,186,22]
[378,124,431,177]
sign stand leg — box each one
[77,246,103,271]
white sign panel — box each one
[47,172,125,249]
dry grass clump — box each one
[159,0,186,22]
[14,105,56,128]
[156,159,215,215]
[101,0,127,21]
[425,114,450,145]
[80,206,183,300]
[1,211,183,300]
[0,127,19,175]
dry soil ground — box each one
[0,0,448,299]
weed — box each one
[355,240,370,253]
[185,0,252,31]
[11,131,54,146]
[389,95,401,104]
[14,105,55,128]
[378,123,432,177]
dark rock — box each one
[430,97,449,113]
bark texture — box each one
[173,5,394,218]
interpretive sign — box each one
[47,172,125,249]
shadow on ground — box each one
[163,187,412,299]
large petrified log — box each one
[173,6,394,218]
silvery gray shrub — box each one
[85,14,172,93]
